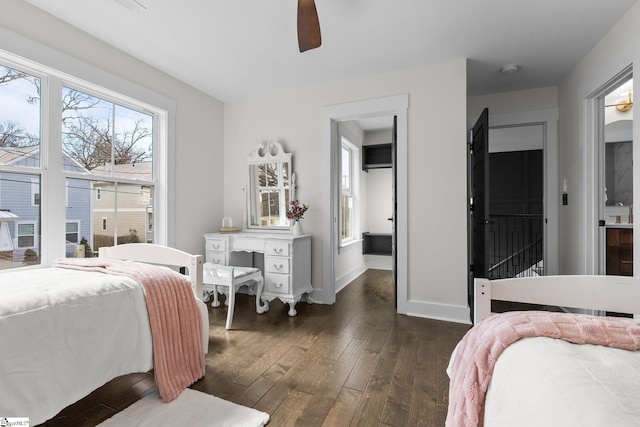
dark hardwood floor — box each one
[39,269,470,426]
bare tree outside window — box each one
[62,88,153,178]
[0,65,40,155]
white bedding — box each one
[484,337,640,426]
[0,267,208,425]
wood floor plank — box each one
[349,375,392,427]
[267,389,314,427]
[407,338,439,426]
[344,349,380,392]
[321,387,363,427]
[234,345,307,407]
[381,332,420,426]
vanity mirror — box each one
[246,141,295,229]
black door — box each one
[468,108,489,323]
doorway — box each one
[321,94,408,313]
[468,107,558,321]
[333,116,395,295]
[593,71,634,275]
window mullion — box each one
[41,75,66,264]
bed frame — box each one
[475,275,640,324]
[99,243,204,299]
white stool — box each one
[202,262,264,330]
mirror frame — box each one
[246,141,295,230]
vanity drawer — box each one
[206,251,227,265]
[265,256,290,274]
[206,238,226,252]
[265,273,291,295]
[265,241,290,257]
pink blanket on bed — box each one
[445,311,640,427]
[52,257,205,402]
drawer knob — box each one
[213,244,220,249]
[274,263,284,270]
[275,282,283,288]
[274,248,283,254]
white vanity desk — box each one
[203,231,313,316]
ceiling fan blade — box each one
[298,0,321,52]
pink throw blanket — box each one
[52,257,205,402]
[446,311,640,427]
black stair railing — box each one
[487,214,544,279]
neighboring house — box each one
[92,162,153,249]
[0,146,92,262]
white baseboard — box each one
[306,262,367,305]
[405,300,471,325]
[335,262,368,293]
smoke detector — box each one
[500,64,520,75]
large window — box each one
[62,87,154,255]
[0,53,164,270]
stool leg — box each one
[226,286,236,329]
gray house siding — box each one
[0,152,92,260]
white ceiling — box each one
[21,0,638,103]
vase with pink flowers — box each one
[287,199,308,236]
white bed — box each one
[0,243,208,426]
[446,275,640,427]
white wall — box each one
[225,59,469,323]
[0,0,225,257]
[468,87,559,118]
[558,3,640,274]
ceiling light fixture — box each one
[616,91,633,112]
[500,64,520,75]
[605,91,633,112]
[113,0,146,12]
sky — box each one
[0,66,41,137]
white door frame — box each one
[584,65,633,275]
[320,94,409,312]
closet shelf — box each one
[362,232,392,256]
[362,143,392,171]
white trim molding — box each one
[320,94,409,312]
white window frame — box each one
[0,38,175,267]
[339,129,361,248]
[16,221,37,249]
[65,221,80,244]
